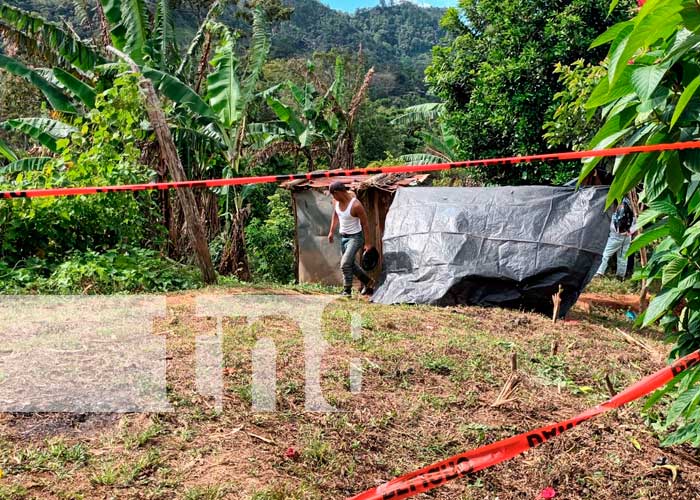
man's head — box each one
[329,181,349,201]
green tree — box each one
[543,59,607,151]
[583,0,700,447]
[245,189,295,283]
[426,0,634,185]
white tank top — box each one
[335,197,362,235]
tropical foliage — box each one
[583,0,700,446]
[6,0,446,103]
[0,75,172,289]
[245,189,295,283]
[0,0,279,281]
[426,0,635,185]
[261,54,375,171]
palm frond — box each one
[200,122,224,143]
[0,137,19,163]
[0,4,104,72]
[206,23,241,128]
[239,7,270,115]
[0,156,52,176]
[246,122,288,148]
[1,118,76,152]
[420,130,455,161]
[71,0,91,27]
[176,0,229,81]
[266,96,305,138]
[0,55,77,114]
[53,68,96,108]
[329,55,345,104]
[143,67,216,119]
[257,83,282,99]
[152,0,177,70]
[398,153,446,165]
[121,0,149,63]
[390,102,446,126]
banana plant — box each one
[0,1,224,161]
[391,102,446,127]
[0,1,272,279]
[0,3,104,73]
[260,55,375,170]
[262,80,337,170]
[391,102,457,165]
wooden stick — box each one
[247,432,276,445]
[552,285,563,323]
[604,374,616,397]
[551,341,559,356]
[614,327,655,355]
[493,353,520,406]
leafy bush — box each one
[0,248,202,294]
[425,0,633,185]
[245,190,295,284]
[0,75,163,266]
[586,0,700,447]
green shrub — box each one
[245,190,295,284]
[0,75,164,267]
[0,248,201,294]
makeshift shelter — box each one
[371,186,610,317]
[282,171,429,286]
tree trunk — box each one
[303,148,314,172]
[331,130,354,170]
[95,1,111,49]
[218,206,251,280]
[108,47,217,284]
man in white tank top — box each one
[327,181,374,297]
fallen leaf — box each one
[656,464,679,482]
[629,436,642,451]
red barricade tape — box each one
[348,350,700,500]
[1,141,700,199]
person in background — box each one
[327,181,374,297]
[595,196,637,279]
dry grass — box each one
[0,285,698,499]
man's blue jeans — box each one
[596,230,631,278]
[340,232,370,288]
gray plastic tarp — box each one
[372,186,611,317]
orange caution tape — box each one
[2,141,700,199]
[348,350,700,500]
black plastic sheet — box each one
[372,186,611,317]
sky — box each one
[321,0,455,13]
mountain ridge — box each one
[5,0,446,99]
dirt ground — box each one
[1,284,699,500]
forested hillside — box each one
[6,0,445,99]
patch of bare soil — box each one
[0,287,697,500]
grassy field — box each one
[0,284,698,500]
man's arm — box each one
[352,201,372,251]
[328,208,338,243]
